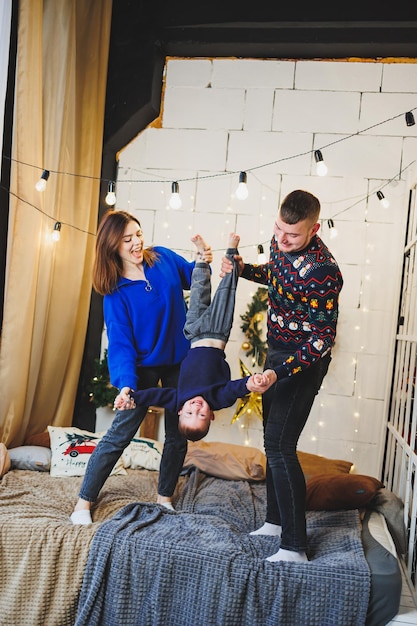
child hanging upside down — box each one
[119,233,277,441]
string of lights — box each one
[1,108,416,243]
[0,185,98,238]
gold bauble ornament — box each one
[241,341,250,351]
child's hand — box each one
[246,370,277,393]
[252,373,264,386]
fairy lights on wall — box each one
[1,107,416,243]
[376,190,390,209]
[327,219,338,240]
[314,150,328,177]
[51,221,61,242]
[105,181,116,206]
[35,169,50,192]
[168,181,182,209]
[235,171,249,200]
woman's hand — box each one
[114,387,136,410]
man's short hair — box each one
[279,189,320,224]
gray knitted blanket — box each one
[76,468,370,626]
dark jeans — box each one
[262,345,331,552]
[78,363,187,502]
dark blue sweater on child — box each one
[131,347,250,412]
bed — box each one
[0,432,405,626]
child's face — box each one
[178,396,214,430]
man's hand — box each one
[246,369,277,393]
[201,246,213,263]
[220,254,244,277]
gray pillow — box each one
[368,487,406,557]
[8,446,51,471]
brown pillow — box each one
[0,443,11,478]
[306,474,383,511]
[24,431,51,448]
[297,450,353,480]
[183,441,266,481]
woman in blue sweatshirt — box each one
[71,210,212,525]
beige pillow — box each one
[297,450,353,480]
[122,437,163,471]
[48,426,126,477]
[183,445,354,483]
[0,443,11,478]
[183,441,266,481]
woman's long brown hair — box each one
[92,210,159,295]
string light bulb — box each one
[35,169,50,192]
[52,221,61,242]
[105,181,117,206]
[257,244,267,263]
[314,150,328,176]
[405,111,415,127]
[169,181,182,209]
[235,171,249,200]
[327,219,338,239]
[376,190,390,208]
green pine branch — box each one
[87,349,118,408]
[240,287,268,367]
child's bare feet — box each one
[191,234,210,261]
[191,233,207,254]
[228,232,240,249]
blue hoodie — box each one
[104,247,194,390]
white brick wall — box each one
[114,58,417,476]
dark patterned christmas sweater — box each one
[241,234,343,379]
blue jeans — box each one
[262,345,331,552]
[78,364,187,502]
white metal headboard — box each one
[384,182,417,598]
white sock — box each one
[250,522,282,537]
[160,502,175,511]
[70,510,92,526]
[266,548,308,563]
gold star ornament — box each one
[231,359,264,424]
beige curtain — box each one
[0,0,112,446]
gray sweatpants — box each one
[183,248,239,344]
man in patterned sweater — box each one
[221,189,343,563]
